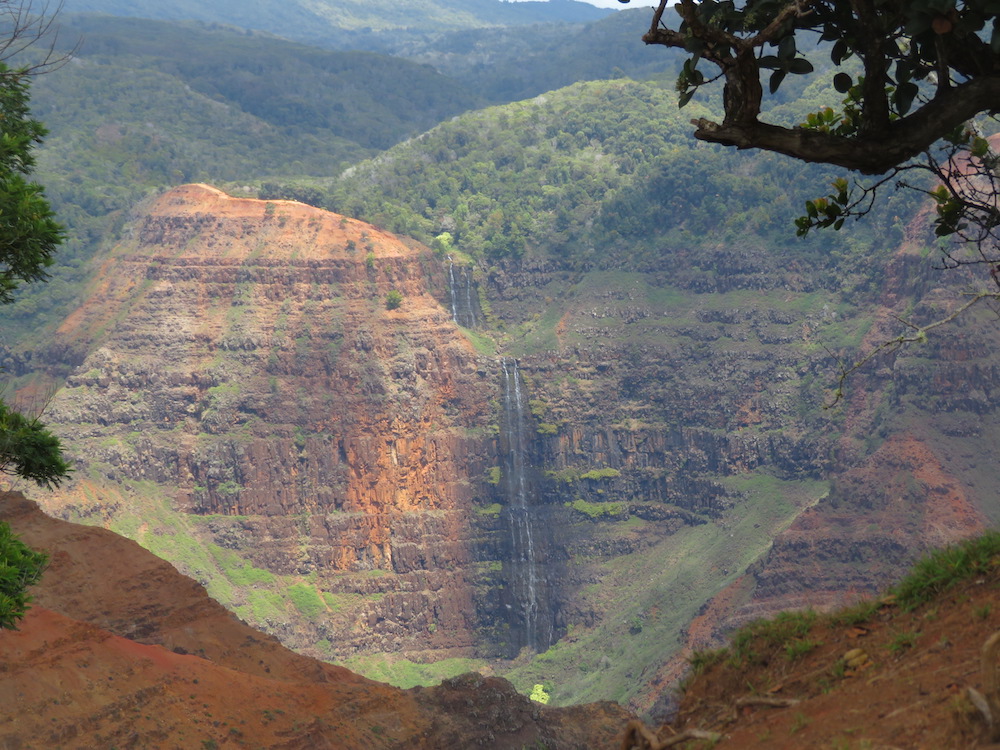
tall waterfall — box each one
[447,259,480,329]
[499,357,548,653]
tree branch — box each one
[688,75,1000,174]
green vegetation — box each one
[546,467,620,484]
[476,502,502,517]
[484,467,501,485]
[564,499,625,519]
[785,637,823,661]
[886,630,919,654]
[579,468,621,481]
[529,683,551,704]
[0,521,48,629]
[0,51,72,630]
[384,290,403,310]
[340,654,486,689]
[892,532,1000,609]
[0,399,70,489]
[330,78,889,273]
[729,610,818,666]
[287,582,325,619]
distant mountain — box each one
[55,0,614,48]
[398,8,676,103]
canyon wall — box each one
[22,184,1000,717]
[34,184,502,660]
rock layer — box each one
[35,184,497,659]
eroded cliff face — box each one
[474,225,1000,714]
[33,184,498,660]
[21,184,1000,719]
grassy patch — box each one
[729,609,818,665]
[579,468,621,481]
[476,502,503,517]
[238,589,287,624]
[564,498,625,518]
[892,531,1000,608]
[287,582,325,619]
[459,326,497,356]
[340,654,486,689]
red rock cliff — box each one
[34,184,496,659]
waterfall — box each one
[499,356,544,652]
[447,258,480,329]
[448,260,459,323]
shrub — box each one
[384,290,403,310]
[529,683,551,704]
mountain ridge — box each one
[55,0,614,45]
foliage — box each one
[632,0,1000,174]
[892,531,1000,609]
[564,498,625,519]
[579,468,621,481]
[330,79,871,269]
[384,289,403,310]
[0,48,69,490]
[529,683,551,704]
[0,62,61,304]
[0,520,46,629]
[785,637,823,661]
[689,647,728,675]
[0,398,69,488]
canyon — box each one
[0,490,631,748]
[12,180,1000,722]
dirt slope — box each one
[629,556,1000,749]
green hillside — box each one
[1,14,483,338]
[328,77,914,274]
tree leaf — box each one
[787,58,814,75]
[894,81,919,115]
[833,72,853,93]
[769,70,787,94]
[831,39,849,64]
[758,55,780,70]
[778,35,796,61]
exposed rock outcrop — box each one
[34,184,498,659]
